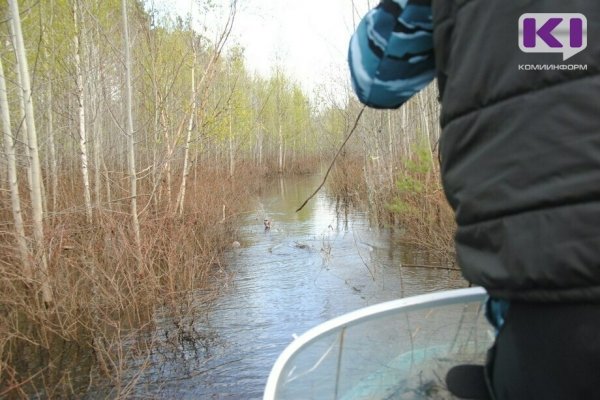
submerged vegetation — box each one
[1,167,257,397]
[0,0,453,397]
[327,85,456,264]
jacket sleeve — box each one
[348,0,435,109]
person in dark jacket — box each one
[349,1,600,399]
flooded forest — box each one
[0,0,461,398]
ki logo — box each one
[519,13,587,61]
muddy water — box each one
[138,176,467,399]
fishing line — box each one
[296,104,367,213]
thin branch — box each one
[296,105,366,213]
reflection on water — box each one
[129,176,468,399]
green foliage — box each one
[396,175,425,194]
[404,145,433,176]
[387,198,416,215]
[388,144,433,216]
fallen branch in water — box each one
[296,105,367,213]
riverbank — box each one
[0,162,319,398]
[327,148,456,266]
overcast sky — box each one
[150,0,370,97]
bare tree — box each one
[175,1,237,215]
[8,15,33,196]
[73,0,93,223]
[0,56,31,281]
[176,42,197,216]
[121,0,143,268]
[8,0,53,304]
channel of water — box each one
[121,176,467,399]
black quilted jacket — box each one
[433,0,600,301]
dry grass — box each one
[328,149,457,265]
[0,165,260,398]
[326,154,365,207]
[386,176,456,264]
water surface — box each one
[139,176,467,398]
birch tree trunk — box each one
[91,21,103,211]
[0,56,32,281]
[258,128,263,166]
[278,124,283,174]
[176,47,196,216]
[122,0,143,266]
[228,65,235,178]
[229,118,235,178]
[151,51,159,209]
[46,61,58,215]
[41,0,58,217]
[9,0,53,303]
[73,0,93,223]
[8,17,33,195]
[161,109,173,210]
[401,101,409,158]
[276,73,283,174]
[417,91,435,172]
